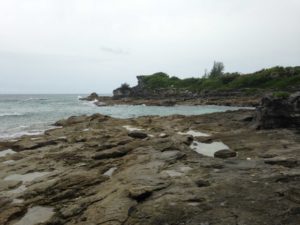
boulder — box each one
[254,92,300,129]
[128,187,153,202]
[128,131,148,139]
[214,149,237,159]
[92,146,130,160]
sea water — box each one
[0,94,247,140]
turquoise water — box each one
[0,94,245,140]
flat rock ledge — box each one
[0,109,299,225]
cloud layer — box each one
[0,0,299,93]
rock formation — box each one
[0,109,299,224]
[254,92,300,129]
[79,92,99,101]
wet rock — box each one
[12,139,57,151]
[1,109,300,225]
[214,149,237,159]
[54,115,89,127]
[128,131,148,139]
[264,157,299,168]
[93,146,131,160]
[194,179,210,187]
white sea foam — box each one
[0,130,45,140]
[23,98,48,101]
[0,112,24,117]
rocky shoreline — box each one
[0,103,299,224]
[80,93,260,107]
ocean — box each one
[0,94,244,140]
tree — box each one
[209,61,225,78]
[120,83,130,90]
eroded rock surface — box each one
[255,92,300,129]
[0,110,299,225]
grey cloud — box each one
[100,47,129,55]
[0,0,299,93]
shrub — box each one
[272,91,290,99]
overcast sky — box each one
[0,0,299,94]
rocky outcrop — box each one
[254,92,300,129]
[113,86,133,99]
[79,92,99,101]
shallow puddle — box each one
[123,125,144,132]
[4,172,50,183]
[103,167,117,177]
[14,206,54,225]
[0,149,16,157]
[190,141,229,157]
[178,130,210,137]
[2,160,16,165]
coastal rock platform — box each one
[0,109,299,225]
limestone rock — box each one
[214,149,237,159]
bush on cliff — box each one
[137,66,300,92]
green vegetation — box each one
[139,66,300,93]
[272,91,290,99]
